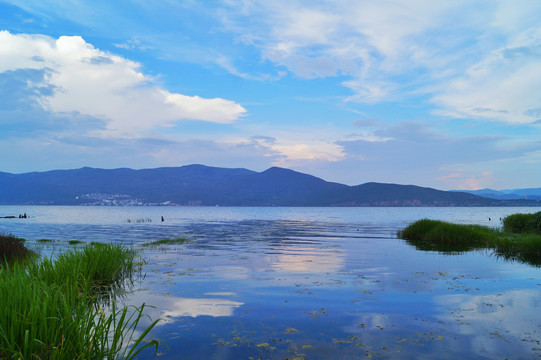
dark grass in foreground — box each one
[0,234,34,264]
[0,241,163,359]
[398,215,541,266]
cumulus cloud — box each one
[0,31,246,137]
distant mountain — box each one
[0,164,538,206]
[459,188,541,201]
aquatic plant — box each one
[399,219,541,266]
[68,239,85,245]
[0,243,163,359]
[0,234,34,264]
[142,237,191,247]
[398,219,493,249]
[127,218,152,223]
[502,211,541,234]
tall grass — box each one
[399,218,541,266]
[0,243,162,359]
[0,234,34,264]
[502,211,541,234]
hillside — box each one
[0,164,535,206]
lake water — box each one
[1,206,541,359]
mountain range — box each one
[459,188,541,201]
[0,164,538,206]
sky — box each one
[1,0,541,190]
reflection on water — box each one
[268,246,344,273]
[137,294,244,321]
[2,206,541,359]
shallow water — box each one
[2,206,541,359]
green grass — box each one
[0,243,163,359]
[398,217,541,266]
[502,211,541,234]
[67,239,85,245]
[142,237,191,247]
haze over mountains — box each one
[0,165,538,207]
[460,189,541,201]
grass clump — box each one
[0,243,163,359]
[67,239,85,245]
[0,234,34,264]
[398,219,493,252]
[502,211,541,234]
[399,217,541,266]
[142,237,191,247]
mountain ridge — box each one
[0,165,538,206]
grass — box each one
[0,241,163,359]
[502,211,541,234]
[398,215,541,266]
[0,234,34,264]
[142,237,191,247]
[67,239,85,245]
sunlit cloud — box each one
[0,31,246,138]
[437,171,494,191]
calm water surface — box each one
[1,206,541,359]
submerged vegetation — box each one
[142,237,191,247]
[399,211,541,266]
[0,240,163,359]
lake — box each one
[1,206,541,359]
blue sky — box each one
[1,0,541,190]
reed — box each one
[0,243,162,359]
[0,234,34,264]
[399,218,541,266]
[502,211,541,234]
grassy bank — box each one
[0,240,162,359]
[398,213,541,266]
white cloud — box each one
[0,31,246,137]
[220,1,541,122]
[221,0,465,99]
[433,27,541,124]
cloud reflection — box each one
[435,289,541,355]
[268,247,344,273]
[132,293,243,324]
